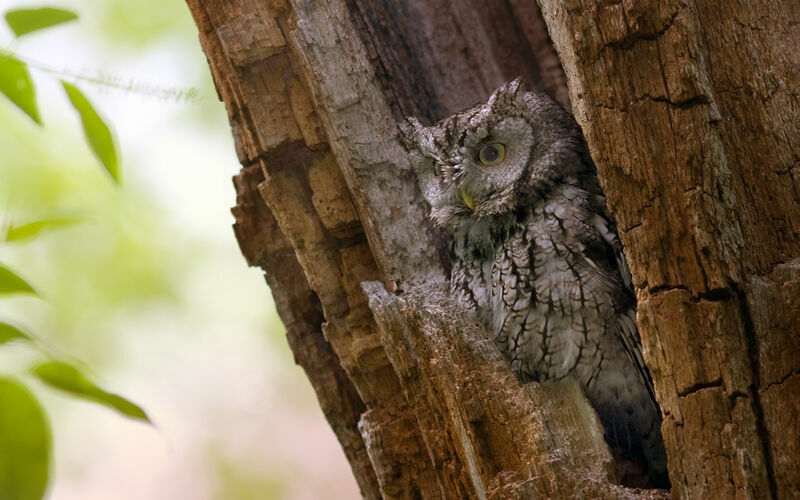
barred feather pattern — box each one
[400,79,669,486]
[449,182,667,485]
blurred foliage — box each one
[0,1,342,498]
[212,452,287,500]
[61,80,120,182]
[0,321,31,344]
[0,5,167,498]
[80,0,196,50]
[4,216,81,242]
[0,53,41,123]
[0,378,51,500]
[32,360,149,421]
[0,263,36,295]
[0,96,180,347]
[4,6,76,37]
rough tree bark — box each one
[185,0,798,498]
[538,2,800,498]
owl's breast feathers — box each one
[449,180,668,485]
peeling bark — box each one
[364,282,668,499]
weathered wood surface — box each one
[187,0,798,497]
[538,1,800,498]
[184,0,673,498]
[365,281,671,499]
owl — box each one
[398,79,669,488]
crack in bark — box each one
[732,282,779,500]
[589,7,682,66]
[677,379,723,398]
[645,284,733,302]
[761,369,800,394]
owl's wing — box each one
[589,212,659,410]
[615,305,658,407]
[589,209,632,291]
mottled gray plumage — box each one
[399,79,668,486]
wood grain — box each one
[539,1,800,497]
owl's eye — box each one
[477,142,506,166]
[433,161,441,176]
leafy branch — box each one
[2,6,120,183]
[0,7,151,499]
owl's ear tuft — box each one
[505,76,523,96]
[397,117,424,151]
[488,77,525,111]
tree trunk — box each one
[185,0,799,498]
[537,2,800,498]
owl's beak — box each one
[461,190,474,210]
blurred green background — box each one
[0,0,358,498]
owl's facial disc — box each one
[401,108,535,227]
[456,116,534,217]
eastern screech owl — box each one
[399,79,668,487]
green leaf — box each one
[0,321,31,345]
[61,81,120,183]
[4,7,78,37]
[0,54,41,124]
[0,377,51,500]
[5,216,82,243]
[31,361,149,422]
[0,264,36,296]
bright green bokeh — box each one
[0,54,41,124]
[4,7,78,38]
[0,377,51,500]
[0,102,183,357]
[0,0,359,498]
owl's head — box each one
[399,78,588,229]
